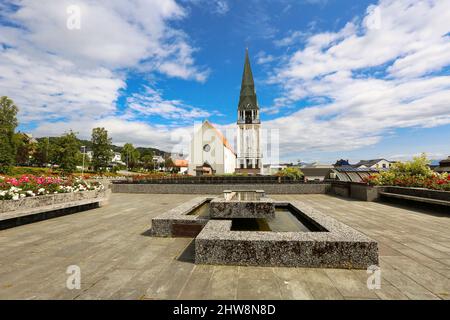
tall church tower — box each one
[236,49,262,174]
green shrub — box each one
[276,167,304,181]
[8,166,54,177]
[365,154,450,190]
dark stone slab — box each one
[172,223,205,237]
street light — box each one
[81,146,86,178]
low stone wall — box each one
[381,186,450,201]
[330,183,350,198]
[350,184,380,201]
[0,189,110,229]
[111,183,330,195]
[329,182,450,207]
[329,182,381,201]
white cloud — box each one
[32,116,185,152]
[185,0,230,15]
[0,0,208,142]
[214,1,230,15]
[256,51,275,64]
[267,0,450,159]
[127,86,211,120]
[274,30,308,47]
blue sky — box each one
[0,0,449,164]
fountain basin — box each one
[209,190,275,219]
[195,201,378,269]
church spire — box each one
[238,48,258,111]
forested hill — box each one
[36,137,170,157]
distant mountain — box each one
[36,137,170,158]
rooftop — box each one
[0,193,448,299]
[354,159,390,167]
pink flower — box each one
[19,175,30,183]
[6,178,19,186]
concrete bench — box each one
[379,191,450,207]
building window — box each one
[203,144,211,152]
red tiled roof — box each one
[173,159,188,167]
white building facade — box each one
[355,159,393,170]
[188,120,236,176]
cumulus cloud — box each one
[0,0,208,142]
[127,86,211,120]
[267,0,450,158]
[32,116,189,152]
[2,0,449,161]
[185,0,230,15]
[256,51,275,65]
[274,30,308,47]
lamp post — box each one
[81,146,86,178]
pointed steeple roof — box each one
[238,48,258,110]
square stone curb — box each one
[195,200,378,269]
[150,197,213,237]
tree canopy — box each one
[0,96,19,173]
[91,127,112,172]
[53,131,81,173]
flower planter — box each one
[0,189,110,229]
[379,186,450,206]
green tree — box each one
[14,133,35,166]
[165,158,174,172]
[33,137,50,166]
[54,131,81,173]
[141,153,155,170]
[0,96,19,173]
[121,143,140,169]
[91,127,112,172]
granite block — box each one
[150,197,212,237]
[195,200,378,269]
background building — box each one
[354,159,393,170]
[173,159,189,174]
[434,156,450,173]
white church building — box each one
[188,49,262,176]
[188,120,236,176]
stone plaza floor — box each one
[0,193,449,300]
